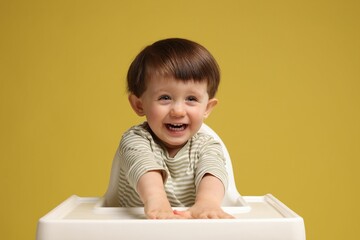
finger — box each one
[202,211,235,219]
[173,210,193,219]
[219,212,235,219]
[207,212,218,219]
[146,210,181,219]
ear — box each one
[204,98,218,119]
[128,94,145,116]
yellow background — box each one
[1,0,359,239]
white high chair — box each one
[103,123,250,209]
[36,124,306,240]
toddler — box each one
[106,38,232,219]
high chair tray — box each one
[36,194,305,240]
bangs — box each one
[145,48,218,82]
[127,38,220,98]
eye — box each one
[158,95,171,101]
[186,96,198,102]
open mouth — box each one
[165,123,188,131]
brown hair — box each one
[127,38,220,98]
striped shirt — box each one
[116,122,228,207]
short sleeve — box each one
[119,128,167,192]
[194,135,228,192]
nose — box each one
[170,102,186,117]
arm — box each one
[137,170,178,219]
[174,174,234,219]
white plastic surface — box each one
[36,195,306,240]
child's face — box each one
[129,76,217,156]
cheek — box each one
[188,107,207,120]
[145,105,165,122]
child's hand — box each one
[173,200,234,219]
[137,171,183,219]
[173,174,234,219]
[144,195,180,219]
